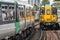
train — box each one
[0,1,36,40]
[39,5,59,30]
[35,11,39,21]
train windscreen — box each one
[52,7,57,14]
[40,7,44,15]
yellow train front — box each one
[40,5,59,30]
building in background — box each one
[52,0,60,10]
[28,0,40,6]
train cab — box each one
[40,5,59,30]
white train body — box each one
[0,1,35,40]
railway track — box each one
[25,29,60,40]
[29,30,43,40]
[25,29,43,40]
[41,30,60,40]
[54,31,60,40]
[25,21,60,40]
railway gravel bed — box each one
[42,30,60,40]
[29,30,42,40]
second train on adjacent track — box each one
[39,5,59,30]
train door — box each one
[18,5,28,38]
[18,5,25,31]
[31,8,35,24]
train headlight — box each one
[41,18,44,20]
[41,18,44,21]
[52,17,56,21]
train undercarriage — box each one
[1,27,34,40]
[40,22,59,30]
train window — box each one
[9,9,16,20]
[1,5,8,21]
[2,6,4,8]
[52,8,57,14]
[0,4,16,24]
[46,10,50,15]
[9,5,15,9]
[9,7,11,9]
[5,6,7,9]
[18,7,25,18]
[9,11,14,20]
[1,6,16,22]
[26,9,30,16]
[1,4,7,9]
[40,8,44,15]
[12,7,14,9]
[20,12,24,17]
[2,11,8,21]
[9,7,14,9]
[17,6,25,21]
[19,7,23,10]
[9,6,16,20]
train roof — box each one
[0,1,33,8]
[0,1,15,5]
[18,2,33,8]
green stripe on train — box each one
[14,0,20,34]
[15,22,20,34]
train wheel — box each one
[40,24,44,30]
[22,30,26,39]
[15,34,22,40]
[56,23,59,30]
[40,25,48,30]
[52,23,59,30]
[26,29,30,37]
[53,24,56,30]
